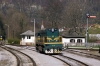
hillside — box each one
[0,0,100,39]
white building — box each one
[62,36,85,47]
[20,30,35,45]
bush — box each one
[8,38,20,44]
[88,36,98,42]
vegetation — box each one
[0,0,100,40]
[89,24,100,34]
[88,36,98,42]
[8,38,20,44]
[89,27,100,34]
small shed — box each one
[20,30,35,45]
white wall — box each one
[62,37,85,47]
[21,36,35,45]
[62,38,85,43]
[62,38,70,44]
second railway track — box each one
[51,54,89,66]
[64,49,100,60]
[1,46,36,66]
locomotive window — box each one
[37,33,40,36]
[41,33,46,36]
[44,37,47,42]
[36,33,40,37]
[59,37,62,42]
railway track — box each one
[1,46,36,66]
[19,46,89,66]
[7,45,94,66]
[51,54,89,66]
[64,49,100,60]
[21,46,72,66]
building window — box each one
[70,39,75,43]
[27,36,31,39]
[22,36,25,39]
[77,39,82,43]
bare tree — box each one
[43,0,64,28]
[62,0,87,35]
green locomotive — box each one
[36,28,63,54]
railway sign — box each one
[86,14,96,18]
[89,16,96,18]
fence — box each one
[63,43,100,48]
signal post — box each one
[86,14,96,49]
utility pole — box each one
[31,19,36,45]
[5,24,9,39]
[34,19,35,45]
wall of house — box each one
[21,35,35,45]
[62,37,85,47]
[62,38,85,43]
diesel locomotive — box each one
[36,28,63,54]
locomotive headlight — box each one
[55,40,58,42]
[52,28,54,32]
